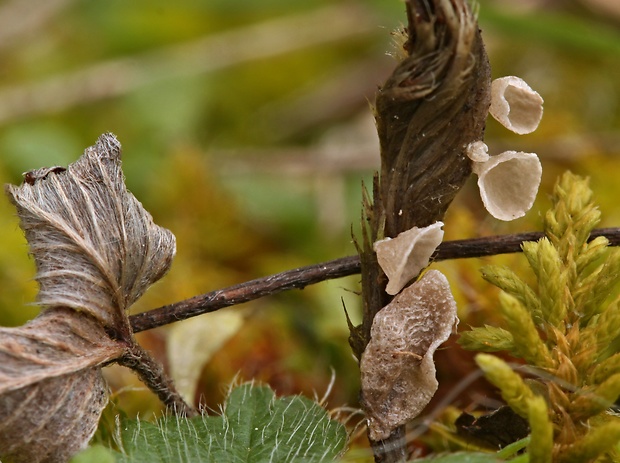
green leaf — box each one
[113,383,346,463]
[70,445,117,463]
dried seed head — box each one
[473,151,542,221]
[360,269,458,441]
[489,76,544,135]
[374,222,444,295]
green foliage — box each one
[460,172,620,462]
[74,383,346,463]
[70,445,116,463]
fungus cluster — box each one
[362,75,544,440]
[468,76,544,221]
[363,222,457,441]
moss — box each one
[460,171,620,462]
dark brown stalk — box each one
[360,0,491,459]
[117,342,196,417]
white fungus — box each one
[360,270,458,441]
[374,222,444,295]
[466,140,490,163]
[489,76,544,135]
[472,150,542,221]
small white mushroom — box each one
[466,140,490,162]
[489,76,544,135]
[473,150,542,221]
[374,222,444,295]
[360,269,458,441]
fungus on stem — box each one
[374,222,444,295]
[356,0,492,460]
[490,76,544,135]
[473,150,542,221]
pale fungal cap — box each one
[466,140,490,162]
[489,76,544,135]
[360,269,458,441]
[473,150,542,221]
[374,222,444,295]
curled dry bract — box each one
[360,270,458,441]
[0,309,121,462]
[374,222,444,295]
[5,133,176,330]
[0,133,177,462]
[473,151,542,221]
[489,76,543,135]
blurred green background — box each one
[0,0,619,459]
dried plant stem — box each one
[372,428,407,463]
[129,227,620,333]
[118,342,197,417]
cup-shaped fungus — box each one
[466,140,490,163]
[489,76,544,135]
[374,222,444,295]
[473,151,542,221]
[360,270,458,441]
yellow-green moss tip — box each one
[498,292,553,367]
[458,325,515,352]
[569,373,620,421]
[527,395,553,463]
[557,420,620,463]
[545,172,599,255]
[481,265,542,322]
[475,353,536,419]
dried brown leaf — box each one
[0,309,116,463]
[5,133,176,331]
[0,308,124,395]
[375,0,491,235]
[0,368,108,463]
[0,133,181,462]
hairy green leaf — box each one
[110,383,346,463]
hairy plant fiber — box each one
[356,1,491,458]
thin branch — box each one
[130,255,360,333]
[130,227,620,333]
